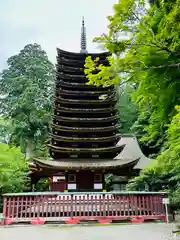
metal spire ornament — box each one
[80,17,87,53]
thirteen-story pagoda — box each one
[29,18,148,192]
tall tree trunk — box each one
[26,139,34,159]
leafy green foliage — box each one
[117,84,138,133]
[128,106,180,208]
[85,0,180,149]
[36,178,50,192]
[0,118,13,144]
[0,44,55,156]
[0,144,28,194]
[0,144,28,211]
[84,0,180,208]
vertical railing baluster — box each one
[83,195,85,217]
[50,196,53,218]
[71,194,73,218]
[135,195,138,216]
[114,194,117,217]
[45,195,48,218]
[74,195,77,218]
[3,196,7,219]
[87,194,89,217]
[154,195,158,216]
[110,194,113,217]
[33,196,36,218]
[25,196,28,219]
[37,196,40,219]
[106,195,109,217]
[99,194,102,217]
[103,194,106,217]
[53,195,57,218]
[66,195,69,218]
[16,197,20,219]
[41,196,44,218]
[157,196,160,215]
[7,197,10,218]
[127,195,130,217]
[142,195,145,216]
[20,196,23,220]
[60,195,63,218]
[95,194,97,217]
[149,195,153,216]
[139,195,142,216]
[11,197,15,219]
[147,195,150,216]
[159,196,163,215]
[29,196,32,218]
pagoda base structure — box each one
[29,136,153,192]
[29,155,141,192]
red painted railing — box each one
[2,191,167,225]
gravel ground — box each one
[0,223,176,240]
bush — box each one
[0,144,28,211]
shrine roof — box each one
[115,136,154,170]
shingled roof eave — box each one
[32,157,140,170]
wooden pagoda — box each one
[28,18,150,192]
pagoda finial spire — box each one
[80,16,87,53]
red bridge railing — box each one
[2,191,168,225]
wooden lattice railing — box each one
[2,191,168,225]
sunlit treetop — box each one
[85,0,180,147]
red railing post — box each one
[70,194,73,218]
[2,196,7,218]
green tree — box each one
[0,43,55,157]
[0,118,13,144]
[0,144,28,193]
[117,84,138,133]
[85,0,180,150]
[0,144,28,211]
[128,106,180,208]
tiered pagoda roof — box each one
[49,47,123,161]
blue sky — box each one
[0,0,117,70]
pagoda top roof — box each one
[57,48,110,58]
[33,157,139,170]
